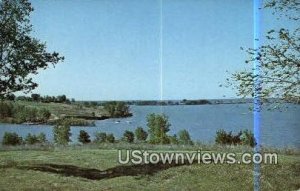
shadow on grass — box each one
[17,160,199,180]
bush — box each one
[38,108,51,121]
[2,132,23,146]
[106,133,115,143]
[53,122,71,145]
[178,130,193,145]
[78,130,91,144]
[135,127,148,141]
[25,133,47,145]
[240,130,256,147]
[147,113,170,144]
[94,132,107,143]
[123,130,134,143]
[215,129,241,145]
[0,102,13,118]
[215,129,255,147]
[169,134,179,144]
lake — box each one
[0,104,299,148]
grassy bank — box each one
[0,145,299,190]
[15,101,108,119]
[0,101,108,126]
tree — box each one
[178,130,193,145]
[0,0,64,97]
[31,94,40,102]
[78,130,91,144]
[123,130,134,143]
[135,127,148,141]
[147,113,170,144]
[228,0,300,106]
[103,101,131,117]
[56,95,67,103]
[53,122,71,145]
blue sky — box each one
[27,0,291,101]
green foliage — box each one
[78,130,91,144]
[147,113,171,144]
[38,108,51,121]
[229,1,300,105]
[240,130,256,147]
[123,130,134,143]
[0,101,51,123]
[25,133,47,145]
[103,101,131,117]
[2,132,23,145]
[53,122,71,145]
[0,101,13,118]
[215,129,256,147]
[0,0,64,97]
[135,127,148,141]
[106,133,115,143]
[93,132,115,143]
[168,134,179,144]
[178,130,193,145]
[94,132,107,143]
[52,118,95,127]
[31,94,40,102]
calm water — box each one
[0,104,299,148]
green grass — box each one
[0,146,299,191]
[16,101,108,119]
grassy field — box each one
[0,146,299,191]
[16,101,108,119]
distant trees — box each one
[135,127,148,141]
[78,130,91,144]
[147,113,171,144]
[53,122,71,145]
[103,101,131,117]
[31,94,40,102]
[0,102,51,123]
[0,0,64,98]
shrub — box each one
[38,108,51,121]
[215,129,255,147]
[37,133,47,143]
[178,130,193,145]
[25,133,46,145]
[240,130,256,147]
[215,129,241,145]
[169,134,179,144]
[135,127,148,141]
[94,132,107,143]
[2,132,23,146]
[147,113,170,144]
[78,130,91,144]
[53,122,71,145]
[0,102,13,118]
[106,133,115,143]
[123,130,134,143]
